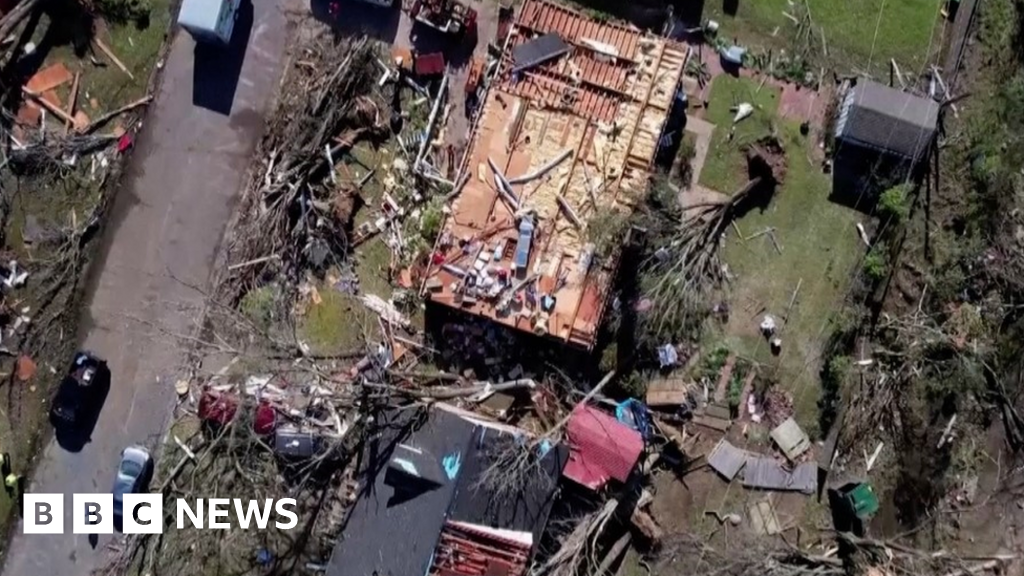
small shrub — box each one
[676,134,698,187]
[699,346,731,380]
[727,374,743,409]
[616,371,648,399]
[93,0,152,24]
[239,285,278,330]
[878,185,911,221]
[599,342,618,373]
[586,208,628,256]
[863,246,887,282]
[419,202,444,243]
[818,354,851,435]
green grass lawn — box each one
[709,115,863,437]
[698,75,782,194]
[704,0,941,74]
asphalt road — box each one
[0,0,287,574]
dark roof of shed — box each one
[326,408,565,576]
[836,79,940,161]
[326,408,476,576]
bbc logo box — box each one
[24,494,163,534]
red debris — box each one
[15,355,36,382]
[415,52,446,77]
[563,404,643,490]
[198,390,277,435]
[117,132,134,154]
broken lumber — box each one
[66,72,80,134]
[82,95,153,134]
[507,148,573,184]
[94,37,134,79]
[227,254,281,271]
[593,532,632,576]
[0,0,45,46]
[555,195,582,228]
[415,74,448,168]
[366,378,536,401]
[156,438,207,493]
[22,87,75,124]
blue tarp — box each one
[615,399,653,440]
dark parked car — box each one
[50,352,110,430]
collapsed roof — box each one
[834,79,940,162]
[422,0,689,349]
[326,406,567,576]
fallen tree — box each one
[220,33,384,302]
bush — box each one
[239,285,278,330]
[419,202,443,243]
[818,354,851,436]
[93,0,151,24]
[676,134,698,187]
[586,208,629,256]
[878,184,911,221]
[863,246,887,282]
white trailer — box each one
[178,0,241,45]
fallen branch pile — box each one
[8,132,117,173]
[222,33,384,301]
[641,177,763,336]
[534,498,619,576]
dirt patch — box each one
[745,137,788,189]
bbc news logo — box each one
[23,494,299,534]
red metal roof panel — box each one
[563,404,643,490]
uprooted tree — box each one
[636,136,788,342]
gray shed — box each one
[835,79,939,162]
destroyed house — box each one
[326,405,567,576]
[422,0,689,349]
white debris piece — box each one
[3,260,29,289]
[732,103,754,124]
[856,222,871,247]
[361,294,410,328]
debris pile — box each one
[222,34,382,297]
[6,61,150,175]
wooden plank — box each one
[65,72,80,134]
[22,87,74,124]
[691,414,731,432]
[94,37,134,79]
[646,379,690,406]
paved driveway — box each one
[0,0,287,574]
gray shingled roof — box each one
[327,409,474,576]
[835,80,939,161]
